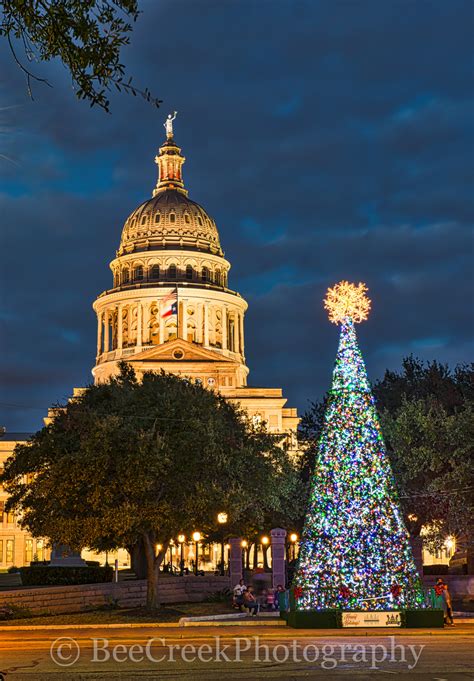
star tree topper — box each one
[324,280,371,324]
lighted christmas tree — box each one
[294,281,425,611]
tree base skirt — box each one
[287,609,444,629]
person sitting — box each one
[233,578,247,611]
[244,587,259,616]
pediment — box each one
[129,339,237,364]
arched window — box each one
[169,213,176,223]
[202,266,209,282]
[185,214,190,224]
[134,265,143,281]
[186,265,193,280]
[141,215,147,225]
[155,213,161,223]
[122,268,130,284]
[215,269,221,286]
[150,264,160,279]
[168,264,177,279]
[197,215,203,226]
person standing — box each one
[443,582,454,626]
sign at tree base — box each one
[342,611,401,627]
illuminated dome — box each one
[119,190,222,256]
[118,136,222,257]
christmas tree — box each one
[294,281,425,611]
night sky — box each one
[1,0,473,433]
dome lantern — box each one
[153,113,187,197]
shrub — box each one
[423,564,449,575]
[204,588,232,603]
[19,565,113,586]
[7,566,19,574]
[0,604,33,620]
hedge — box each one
[19,565,113,586]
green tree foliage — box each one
[375,358,474,549]
[300,356,474,546]
[1,364,300,609]
[0,0,161,111]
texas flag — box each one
[160,289,178,319]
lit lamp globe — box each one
[192,531,201,543]
[177,534,185,544]
[290,533,298,543]
[217,512,228,525]
[241,540,248,548]
[261,536,269,546]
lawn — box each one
[0,601,232,627]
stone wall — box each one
[0,575,231,615]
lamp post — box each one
[261,535,269,570]
[241,539,248,570]
[289,532,298,561]
[192,531,201,576]
[217,512,228,576]
[177,535,185,576]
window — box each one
[186,265,193,280]
[185,214,190,224]
[169,213,176,223]
[141,215,147,225]
[202,267,209,282]
[0,500,4,516]
[122,269,130,284]
[25,539,33,564]
[155,213,161,223]
[6,511,15,524]
[6,539,13,563]
[197,216,203,226]
[150,265,160,279]
[168,264,177,279]
[134,265,143,281]
[36,539,44,562]
[215,269,221,286]
[0,540,3,563]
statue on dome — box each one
[164,111,178,138]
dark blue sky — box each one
[1,0,473,432]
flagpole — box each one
[176,284,179,339]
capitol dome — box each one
[119,190,223,257]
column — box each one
[270,528,287,589]
[136,302,142,348]
[203,302,209,347]
[239,313,245,355]
[159,298,165,344]
[229,538,243,587]
[97,312,102,355]
[181,298,188,341]
[117,304,123,351]
[221,305,227,350]
[142,302,150,345]
[196,302,203,344]
[104,310,109,354]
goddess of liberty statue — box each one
[164,111,178,138]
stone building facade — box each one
[0,120,299,568]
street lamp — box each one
[261,536,269,570]
[192,531,201,576]
[177,534,185,576]
[217,512,228,576]
[241,539,248,570]
[289,532,298,561]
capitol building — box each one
[0,117,299,568]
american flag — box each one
[160,289,178,319]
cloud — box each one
[0,0,472,431]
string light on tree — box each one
[293,281,425,612]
